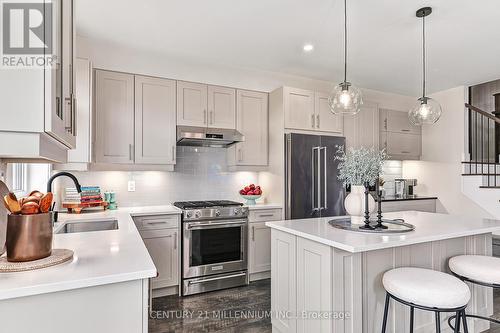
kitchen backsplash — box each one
[54,147,260,207]
[380,160,403,196]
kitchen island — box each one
[266,211,500,333]
[0,206,180,333]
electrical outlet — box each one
[127,180,136,192]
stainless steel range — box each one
[173,200,249,296]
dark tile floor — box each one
[149,279,271,333]
[149,280,500,333]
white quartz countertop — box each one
[0,205,181,301]
[266,211,500,253]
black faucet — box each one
[47,172,82,193]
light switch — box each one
[128,180,136,192]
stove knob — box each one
[234,208,241,215]
[215,210,221,217]
[186,211,193,218]
[194,210,202,219]
[241,207,248,215]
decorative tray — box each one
[329,218,415,234]
[62,201,108,214]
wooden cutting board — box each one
[0,181,9,256]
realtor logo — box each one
[2,3,52,55]
[1,1,55,67]
[2,2,52,54]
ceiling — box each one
[76,0,500,96]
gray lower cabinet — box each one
[134,215,180,290]
[248,208,282,280]
[381,199,436,213]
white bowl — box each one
[240,194,261,205]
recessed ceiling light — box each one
[303,44,314,52]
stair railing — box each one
[464,103,500,188]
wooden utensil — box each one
[3,193,21,214]
[39,192,53,213]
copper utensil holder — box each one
[6,213,53,262]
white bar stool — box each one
[381,267,471,333]
[448,255,500,330]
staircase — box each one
[462,103,500,189]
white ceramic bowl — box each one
[240,194,261,205]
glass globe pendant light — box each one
[328,0,363,115]
[409,7,442,125]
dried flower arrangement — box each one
[335,146,388,187]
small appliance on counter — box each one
[395,179,418,198]
[173,200,249,296]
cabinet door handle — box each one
[238,149,243,162]
[316,115,320,129]
[174,232,177,250]
[252,226,255,242]
[384,118,388,130]
[65,97,72,132]
[401,151,410,154]
[209,111,213,125]
[401,129,410,132]
[258,214,275,218]
[72,94,77,136]
[56,97,61,118]
[203,110,207,124]
[311,114,315,128]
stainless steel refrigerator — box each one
[285,133,346,220]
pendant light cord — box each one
[422,15,426,98]
[344,0,348,83]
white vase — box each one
[344,185,376,223]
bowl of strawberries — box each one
[239,184,262,205]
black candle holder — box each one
[359,182,375,230]
[375,178,388,229]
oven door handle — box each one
[188,272,247,285]
[186,221,247,229]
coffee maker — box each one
[395,179,418,198]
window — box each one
[10,163,27,196]
[7,163,51,196]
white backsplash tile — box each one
[380,160,403,196]
[54,147,259,207]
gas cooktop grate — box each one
[173,200,243,210]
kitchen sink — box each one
[56,219,119,234]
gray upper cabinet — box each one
[228,90,268,167]
[95,70,177,166]
[177,81,208,127]
[135,76,177,165]
[95,70,135,164]
[208,86,236,129]
[315,92,343,134]
[380,109,421,135]
[177,82,236,129]
[380,109,422,160]
[284,87,316,131]
[344,102,380,149]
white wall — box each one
[402,86,493,218]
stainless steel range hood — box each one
[176,126,244,148]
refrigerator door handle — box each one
[317,146,322,212]
[311,147,320,213]
[322,146,328,210]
